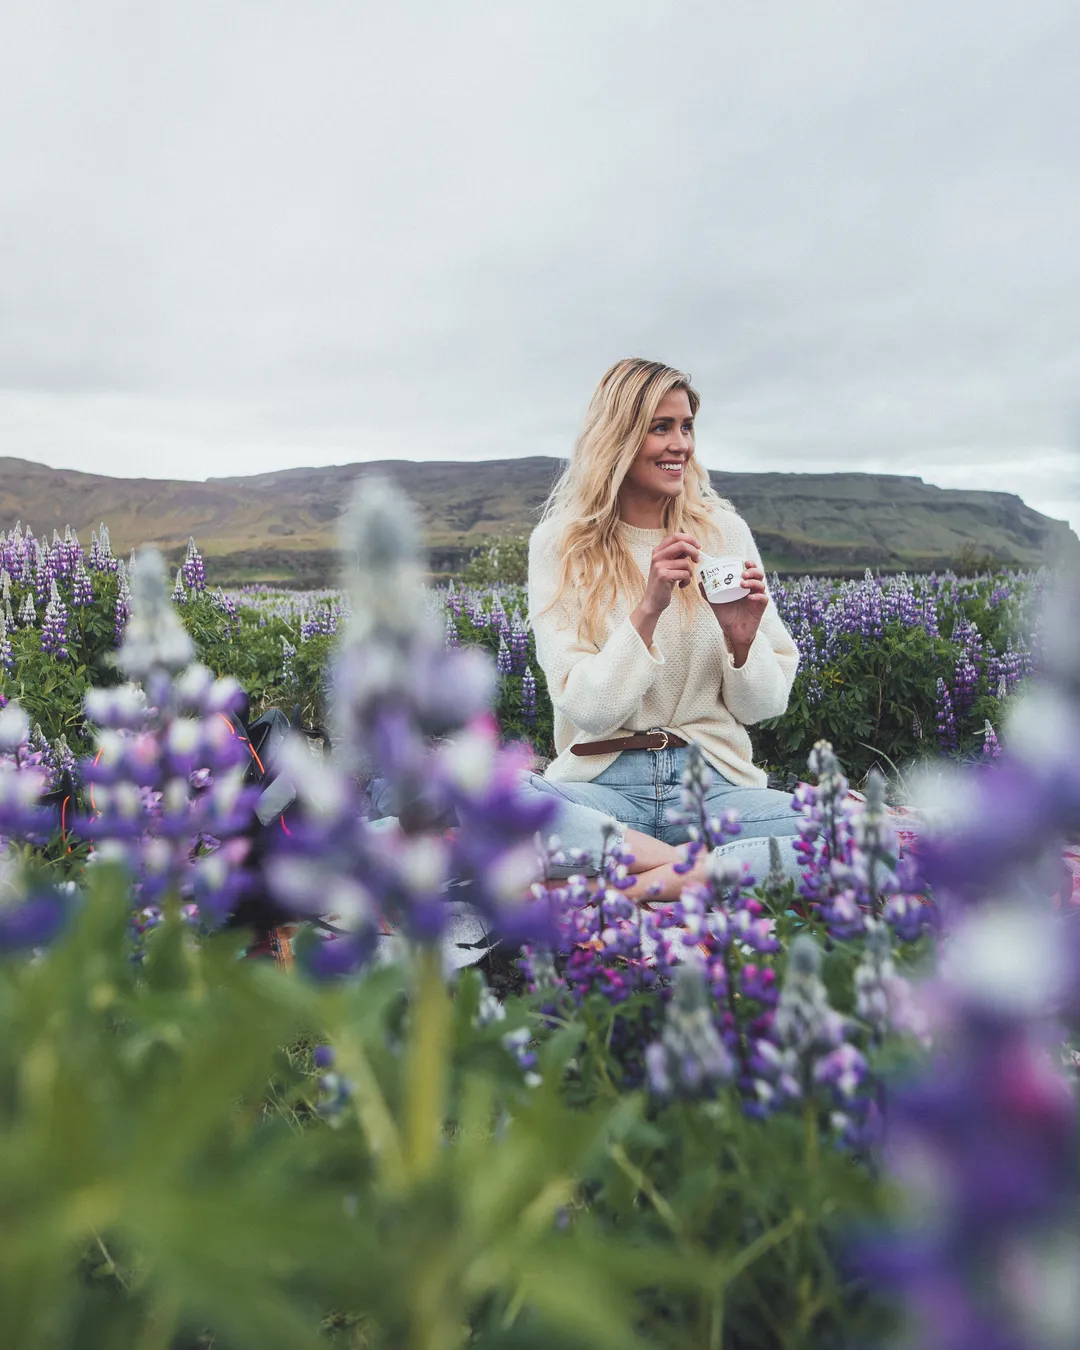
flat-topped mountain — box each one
[0,455,1074,583]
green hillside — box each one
[0,455,1074,583]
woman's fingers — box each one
[654,534,701,561]
[657,559,694,591]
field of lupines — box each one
[0,502,1076,1350]
[0,517,1043,788]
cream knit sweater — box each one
[527,507,800,788]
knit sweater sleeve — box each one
[527,523,665,736]
[716,515,800,726]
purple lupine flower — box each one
[0,612,11,671]
[849,769,901,916]
[855,569,884,638]
[791,741,860,933]
[645,962,735,1098]
[773,936,847,1072]
[281,638,296,683]
[61,526,81,577]
[75,550,257,926]
[40,580,69,660]
[983,719,1001,759]
[771,935,875,1144]
[526,809,799,1098]
[444,608,459,649]
[917,585,940,638]
[854,904,1079,1350]
[794,743,931,944]
[959,616,984,678]
[89,524,117,573]
[33,540,56,605]
[446,579,461,617]
[24,536,40,596]
[71,558,94,607]
[44,733,77,787]
[0,702,55,846]
[489,592,509,636]
[300,606,337,640]
[211,588,239,633]
[668,742,741,877]
[521,665,536,724]
[181,536,206,591]
[0,871,72,954]
[859,580,1080,1341]
[509,618,529,673]
[919,703,1080,908]
[935,678,959,754]
[496,634,512,676]
[3,530,19,585]
[853,918,928,1046]
[988,640,1026,698]
[262,477,557,971]
[114,569,132,646]
[953,648,979,717]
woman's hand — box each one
[701,560,767,666]
[630,533,700,649]
[643,534,701,615]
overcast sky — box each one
[1,0,1079,531]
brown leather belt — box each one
[569,731,689,756]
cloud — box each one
[0,0,1077,527]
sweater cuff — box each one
[722,629,772,680]
[613,615,665,677]
[720,630,782,722]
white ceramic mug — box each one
[698,553,750,604]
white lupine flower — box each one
[117,548,195,679]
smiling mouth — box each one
[657,461,684,474]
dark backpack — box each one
[220,701,333,943]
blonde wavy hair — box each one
[536,357,733,645]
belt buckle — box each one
[651,730,670,751]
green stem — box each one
[135,1290,180,1350]
[339,1034,406,1189]
[91,1228,130,1291]
[803,1097,820,1172]
[709,1298,724,1350]
[708,1209,805,1350]
[608,1143,689,1248]
[403,945,451,1180]
[720,1207,805,1286]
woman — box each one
[524,357,802,901]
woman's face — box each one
[619,388,695,507]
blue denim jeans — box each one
[521,743,805,885]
